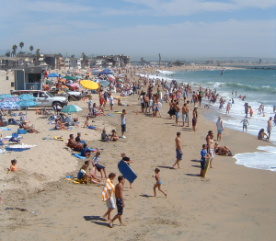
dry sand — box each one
[0,69,276,241]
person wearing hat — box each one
[22,121,39,133]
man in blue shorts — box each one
[173,132,182,169]
[200,144,210,177]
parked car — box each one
[11,90,68,108]
[49,87,82,101]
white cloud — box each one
[10,19,275,58]
[123,0,276,16]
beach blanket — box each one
[108,114,114,117]
[88,125,96,130]
[0,127,12,131]
[101,178,115,202]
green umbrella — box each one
[61,105,82,113]
[63,75,76,81]
[46,79,54,84]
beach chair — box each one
[9,133,21,144]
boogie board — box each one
[202,158,210,178]
[118,160,137,183]
[54,136,64,141]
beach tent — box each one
[48,73,62,78]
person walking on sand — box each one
[206,132,215,168]
[121,109,127,139]
[192,106,198,132]
[200,144,210,177]
[121,153,134,188]
[153,168,167,198]
[182,103,188,127]
[267,117,272,141]
[173,132,183,169]
[186,101,190,127]
[174,102,180,125]
[216,116,224,141]
[109,176,126,228]
[102,173,116,221]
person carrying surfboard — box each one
[200,144,210,177]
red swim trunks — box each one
[100,98,104,105]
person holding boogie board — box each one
[200,144,210,177]
[121,153,134,188]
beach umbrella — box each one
[0,101,20,110]
[99,81,110,87]
[46,79,54,85]
[18,94,36,101]
[74,75,82,79]
[92,70,100,75]
[63,75,76,81]
[62,85,69,90]
[108,75,115,79]
[80,80,99,90]
[99,68,114,75]
[0,94,14,99]
[18,100,38,119]
[61,104,82,113]
[1,97,20,102]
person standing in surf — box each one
[216,116,224,141]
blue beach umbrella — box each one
[0,97,20,102]
[0,94,14,99]
[18,100,38,119]
[18,94,36,101]
[0,101,20,110]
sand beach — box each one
[0,67,276,241]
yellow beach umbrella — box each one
[80,80,99,90]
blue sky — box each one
[1,0,276,60]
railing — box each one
[25,83,41,90]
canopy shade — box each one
[48,73,62,78]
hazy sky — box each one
[1,0,276,60]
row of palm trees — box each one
[5,42,36,57]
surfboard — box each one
[202,158,210,178]
[118,160,137,183]
[113,111,122,114]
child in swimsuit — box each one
[153,168,167,198]
[8,159,18,173]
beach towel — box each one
[49,127,72,131]
[0,127,12,131]
[108,114,114,117]
[88,126,96,129]
[101,178,115,202]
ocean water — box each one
[144,68,276,172]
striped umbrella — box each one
[0,101,20,110]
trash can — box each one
[6,76,9,80]
[11,82,14,87]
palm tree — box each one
[19,42,24,51]
[5,50,10,57]
[71,54,75,58]
[81,52,86,68]
[35,49,40,66]
[159,53,161,66]
[12,45,17,56]
[141,57,145,63]
[29,45,34,54]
